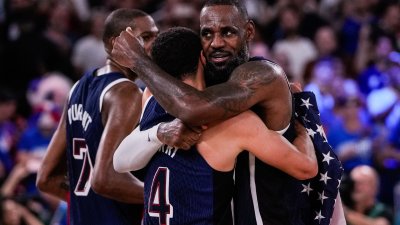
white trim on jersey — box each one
[140,95,153,121]
[249,154,263,225]
[99,78,133,112]
[248,122,290,225]
[68,81,80,103]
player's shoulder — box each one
[233,59,285,78]
[108,78,142,96]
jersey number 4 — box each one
[148,167,174,225]
[73,138,94,196]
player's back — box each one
[234,90,343,225]
[140,96,234,225]
[66,70,142,225]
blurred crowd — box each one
[0,0,399,224]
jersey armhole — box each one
[98,78,133,112]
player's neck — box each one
[96,59,132,78]
[183,74,205,91]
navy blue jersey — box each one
[66,70,143,225]
[140,96,234,225]
[234,91,343,225]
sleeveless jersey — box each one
[234,58,343,225]
[66,70,143,225]
[140,96,234,225]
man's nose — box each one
[210,33,225,48]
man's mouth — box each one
[210,52,231,64]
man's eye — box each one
[141,35,151,41]
[201,31,212,38]
[223,30,235,37]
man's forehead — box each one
[133,16,158,33]
[200,5,244,27]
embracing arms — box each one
[111,31,288,126]
[197,110,318,179]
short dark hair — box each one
[102,8,149,43]
[203,0,248,20]
[151,27,202,80]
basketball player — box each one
[114,27,317,225]
[36,9,159,225]
[111,1,345,224]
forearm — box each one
[132,58,249,126]
[113,125,162,172]
[266,133,317,179]
[92,170,144,203]
[133,58,206,124]
[37,175,69,201]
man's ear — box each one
[200,50,206,65]
[246,20,256,41]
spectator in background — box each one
[272,4,317,84]
[304,59,343,131]
[0,0,76,118]
[339,0,376,59]
[327,81,375,172]
[0,197,44,225]
[0,88,18,184]
[357,33,395,95]
[71,8,109,78]
[303,25,343,84]
[15,105,60,196]
[344,165,393,225]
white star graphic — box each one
[314,210,325,223]
[320,172,332,184]
[301,98,313,109]
[306,128,317,138]
[322,152,334,165]
[316,124,327,140]
[302,115,310,123]
[301,183,313,196]
[337,178,342,188]
[318,191,329,205]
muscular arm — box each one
[114,90,202,172]
[91,81,144,203]
[36,105,69,201]
[112,34,286,126]
[198,111,318,179]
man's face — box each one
[132,16,159,56]
[200,5,254,86]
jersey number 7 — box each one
[73,138,94,196]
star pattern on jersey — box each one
[316,124,327,140]
[294,92,344,225]
[318,191,329,205]
[300,97,313,109]
[319,172,332,185]
[301,183,313,196]
[307,128,317,138]
[322,152,334,165]
[315,210,326,223]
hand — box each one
[290,82,303,93]
[157,119,202,150]
[111,27,147,70]
[292,120,314,155]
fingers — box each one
[294,120,306,135]
[290,82,303,93]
